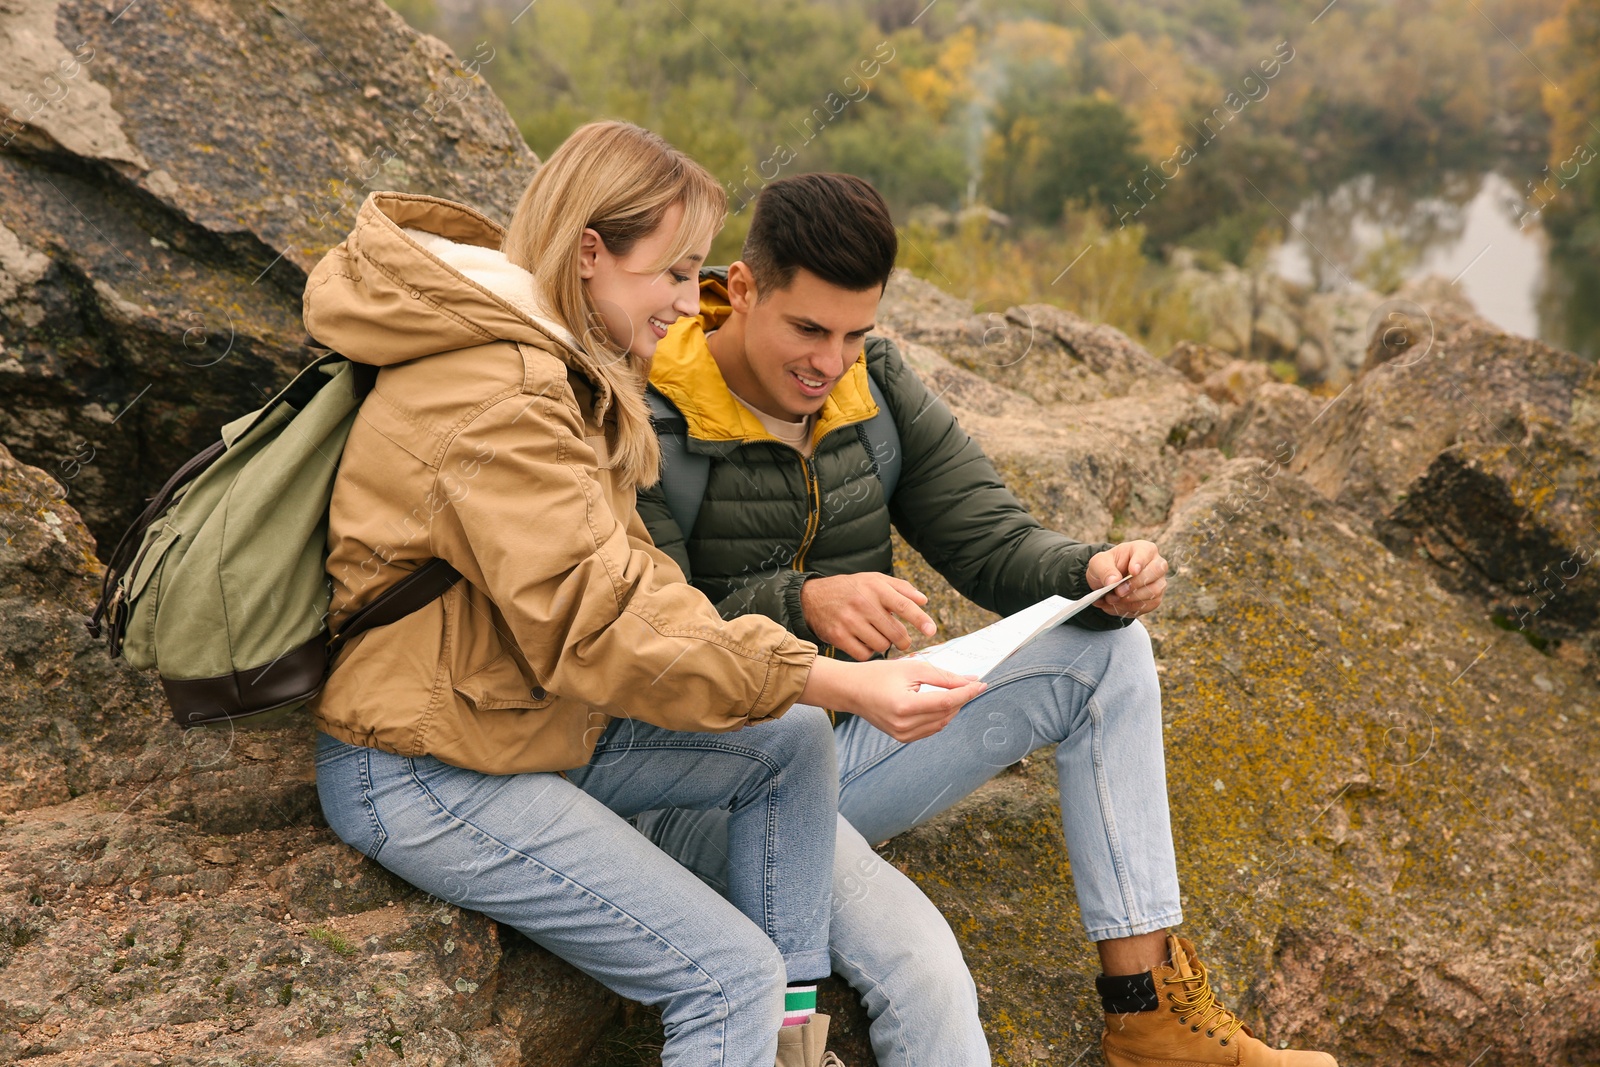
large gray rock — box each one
[885,456,1600,1066]
[872,280,1600,1066]
[1294,306,1600,653]
[0,0,536,550]
[879,271,1224,547]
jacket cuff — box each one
[1071,605,1135,630]
[1067,541,1116,597]
[1068,541,1135,630]
[783,570,825,644]
[747,632,820,724]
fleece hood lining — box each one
[400,226,581,351]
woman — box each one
[305,121,986,1066]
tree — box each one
[987,82,1148,221]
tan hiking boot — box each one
[1102,934,1337,1066]
[775,1011,846,1066]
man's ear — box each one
[725,260,757,313]
[577,228,603,280]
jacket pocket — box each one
[452,651,554,713]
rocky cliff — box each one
[0,0,534,550]
[866,277,1600,1065]
[2,2,1597,1066]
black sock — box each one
[1096,970,1159,1013]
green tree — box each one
[988,86,1148,221]
[822,108,968,213]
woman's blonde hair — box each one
[503,121,725,489]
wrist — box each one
[799,655,855,708]
[1079,542,1118,597]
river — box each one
[1270,171,1596,359]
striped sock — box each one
[782,983,817,1028]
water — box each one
[1270,171,1592,357]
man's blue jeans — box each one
[634,619,1182,1066]
[314,705,838,1067]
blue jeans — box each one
[314,706,838,1067]
[634,620,1181,1066]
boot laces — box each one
[820,1054,847,1066]
[1163,957,1245,1045]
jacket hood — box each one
[303,191,582,368]
[694,267,734,333]
[649,270,878,447]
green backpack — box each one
[87,350,461,728]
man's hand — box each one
[1086,541,1168,619]
[800,572,938,660]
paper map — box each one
[909,580,1123,682]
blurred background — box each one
[392,0,1600,365]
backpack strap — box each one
[646,387,712,537]
[327,557,462,658]
[860,372,902,502]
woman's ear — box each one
[578,228,603,280]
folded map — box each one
[909,580,1124,682]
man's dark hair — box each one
[742,173,898,296]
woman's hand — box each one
[800,656,986,743]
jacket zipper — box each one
[789,408,869,571]
[792,453,822,571]
[768,431,851,725]
[729,430,837,573]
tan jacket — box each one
[303,191,817,774]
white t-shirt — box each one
[728,387,815,458]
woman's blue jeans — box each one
[314,705,838,1067]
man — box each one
[633,173,1337,1067]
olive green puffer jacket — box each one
[637,274,1131,664]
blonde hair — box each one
[503,121,725,488]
